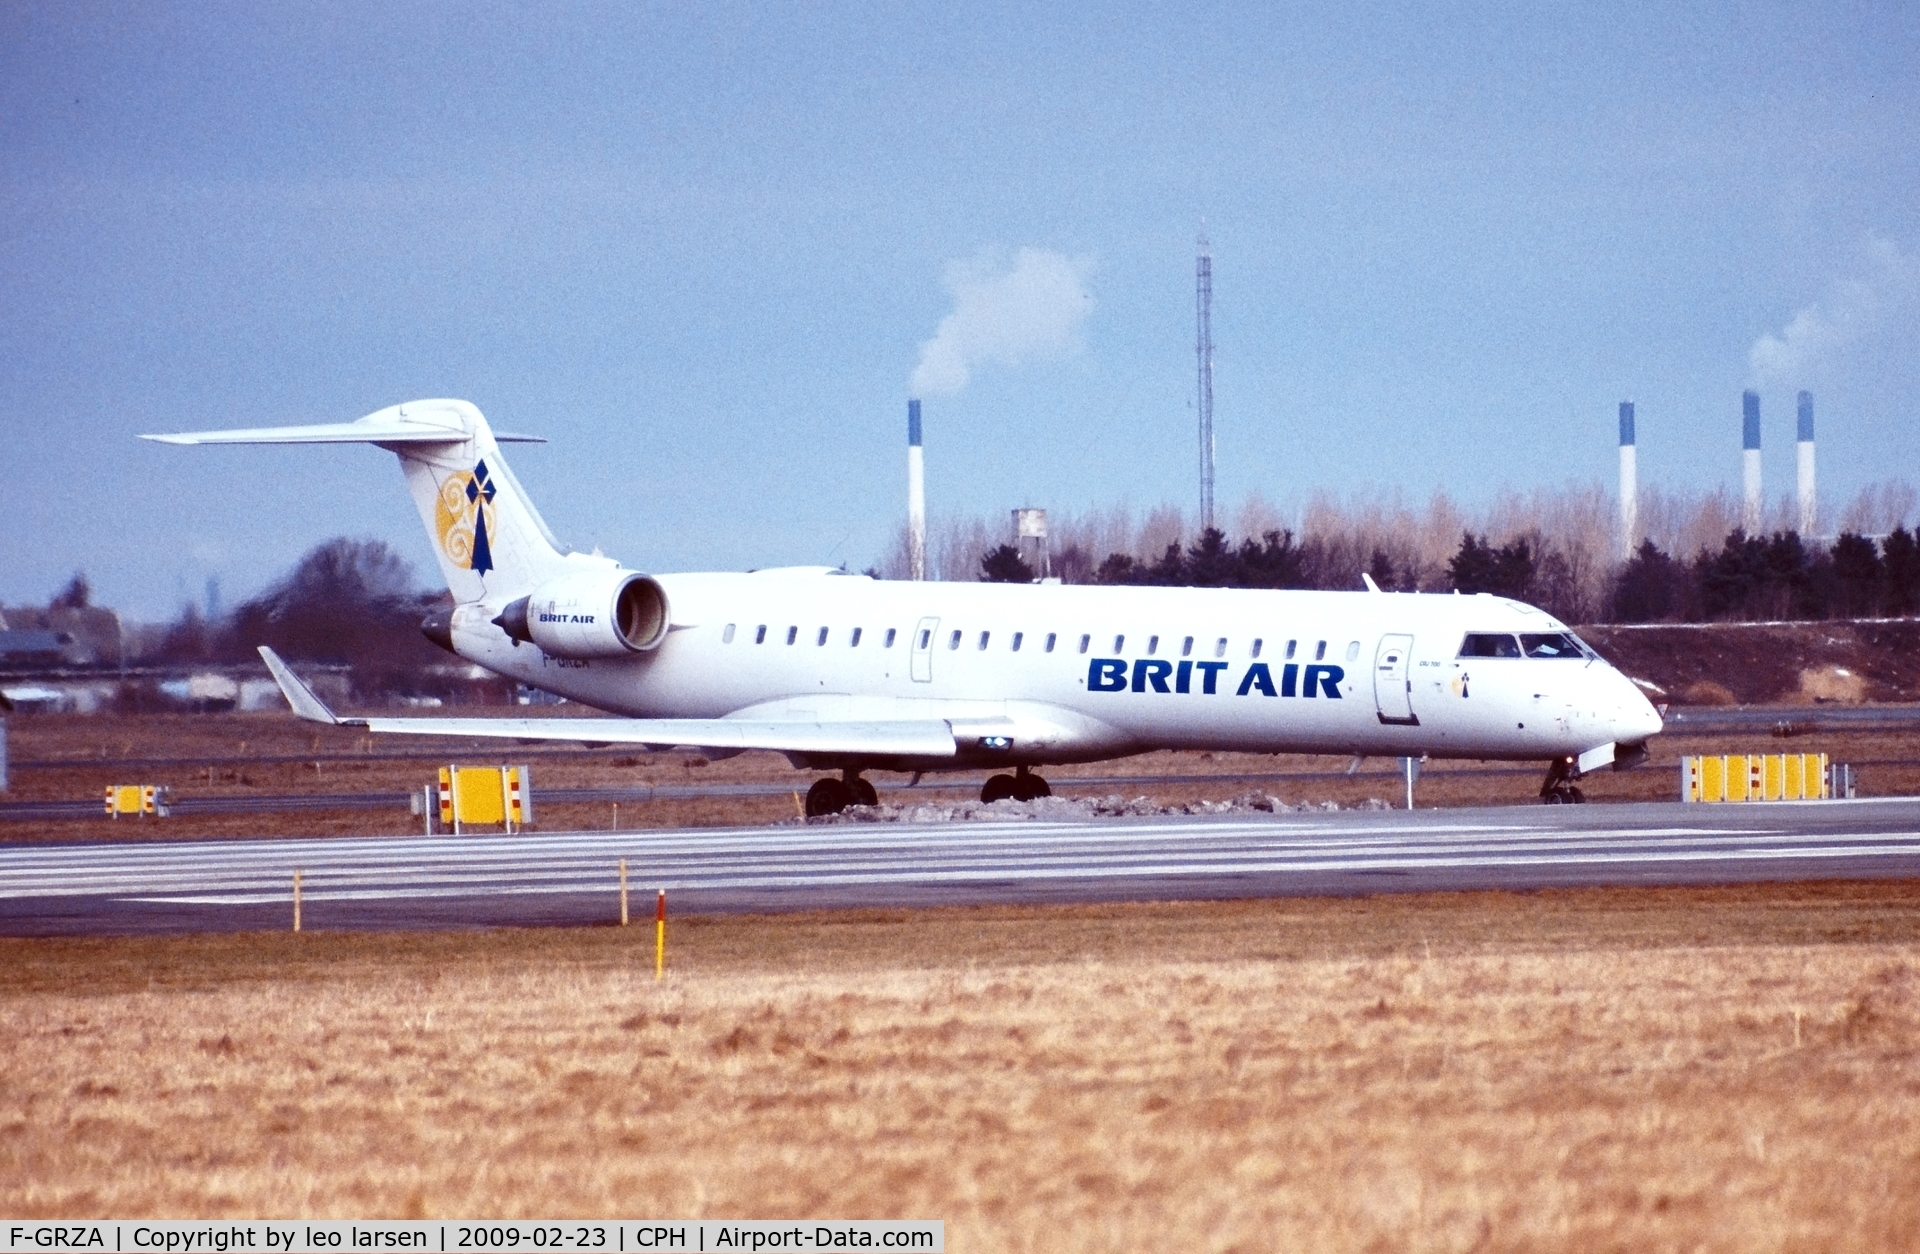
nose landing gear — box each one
[803,771,880,817]
[981,766,1052,804]
[1539,756,1586,804]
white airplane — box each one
[146,399,1663,813]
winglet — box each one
[1361,572,1382,593]
[258,646,342,725]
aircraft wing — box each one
[258,648,957,758]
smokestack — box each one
[1618,401,1637,561]
[1742,389,1763,534]
[1797,390,1816,538]
[1196,233,1215,534]
[907,399,926,581]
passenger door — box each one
[1373,634,1418,725]
[910,616,939,683]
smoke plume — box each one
[1750,237,1918,388]
[910,247,1093,396]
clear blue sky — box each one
[5,2,1918,618]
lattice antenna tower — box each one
[1196,231,1216,534]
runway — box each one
[3,798,1919,936]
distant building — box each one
[0,683,73,713]
[0,603,126,668]
[0,630,78,671]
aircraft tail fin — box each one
[144,399,569,604]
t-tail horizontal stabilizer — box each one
[140,414,545,446]
[256,647,958,758]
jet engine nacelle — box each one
[493,571,669,658]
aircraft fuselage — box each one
[448,571,1661,773]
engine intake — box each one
[493,571,669,658]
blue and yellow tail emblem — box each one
[435,461,497,574]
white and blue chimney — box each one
[1742,390,1763,534]
[1796,390,1816,538]
[907,399,926,581]
[1618,401,1637,561]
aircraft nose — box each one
[1619,685,1664,740]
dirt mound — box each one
[1580,619,1920,705]
[1797,665,1868,703]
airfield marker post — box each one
[620,859,629,926]
[293,869,303,933]
[655,889,666,980]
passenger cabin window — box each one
[755,625,767,644]
[1113,634,1125,653]
[1044,632,1057,652]
[850,627,863,647]
[1314,640,1327,661]
[1078,634,1091,654]
[1011,632,1024,651]
[948,630,962,649]
[917,629,931,649]
[1458,633,1522,658]
[1520,632,1588,659]
[1181,636,1194,657]
[884,628,896,648]
[722,624,736,643]
[977,631,990,650]
[1214,638,1227,658]
[817,627,829,646]
[1147,635,1159,655]
[786,626,798,645]
[1284,639,1297,660]
[1346,640,1361,662]
[1251,638,1263,658]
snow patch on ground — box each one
[794,791,1396,825]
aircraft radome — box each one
[145,400,1663,814]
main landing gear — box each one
[804,771,879,817]
[981,766,1051,804]
[1539,756,1586,805]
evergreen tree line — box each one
[978,526,1598,622]
[980,524,1920,625]
[1610,528,1920,623]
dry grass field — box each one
[5,883,1920,1249]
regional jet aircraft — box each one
[146,400,1662,812]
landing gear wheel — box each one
[848,778,878,808]
[981,774,1018,804]
[1011,770,1051,801]
[805,778,854,817]
[1538,756,1587,806]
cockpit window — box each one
[1458,633,1522,658]
[1520,632,1589,659]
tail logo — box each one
[435,461,497,575]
